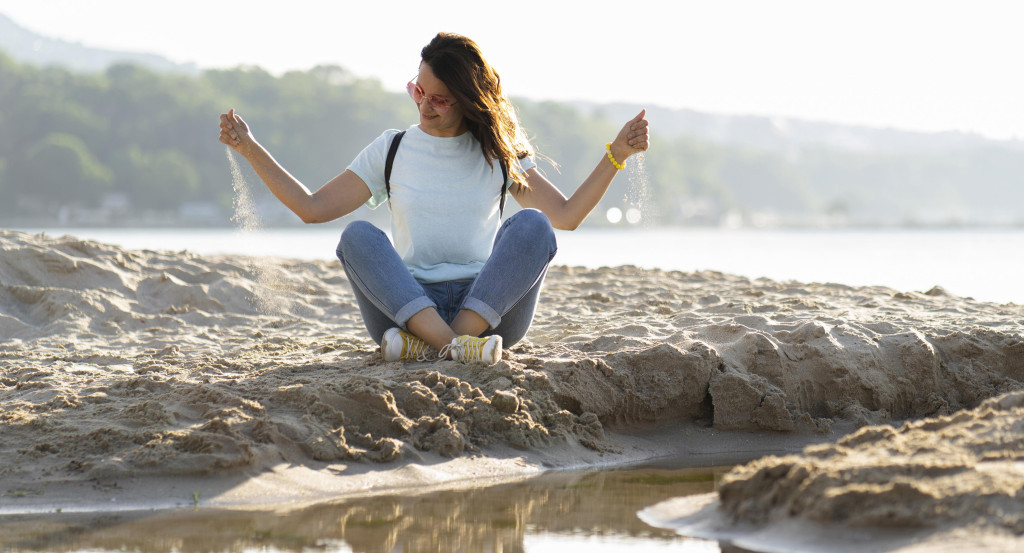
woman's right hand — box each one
[218,109,255,155]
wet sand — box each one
[1,228,1022,550]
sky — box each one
[1,0,1021,140]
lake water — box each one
[19,225,1024,305]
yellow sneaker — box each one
[440,335,502,365]
[381,327,433,362]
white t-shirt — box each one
[348,125,537,284]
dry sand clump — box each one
[1,228,1022,518]
[720,391,1024,531]
[642,391,1024,552]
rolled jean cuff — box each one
[462,297,501,329]
[395,296,436,329]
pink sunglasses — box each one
[407,81,456,114]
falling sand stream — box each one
[226,146,287,314]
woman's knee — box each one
[337,220,382,260]
[504,209,556,247]
[512,208,553,232]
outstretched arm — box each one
[218,109,371,224]
[512,110,650,230]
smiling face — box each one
[414,62,467,137]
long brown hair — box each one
[420,33,531,190]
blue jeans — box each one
[336,209,558,347]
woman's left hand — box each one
[610,109,650,163]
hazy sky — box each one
[1,0,1021,140]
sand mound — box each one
[641,390,1024,552]
[720,391,1024,531]
[1,228,1022,512]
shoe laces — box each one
[402,332,433,362]
[439,335,483,362]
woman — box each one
[219,33,649,365]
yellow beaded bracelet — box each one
[605,143,625,170]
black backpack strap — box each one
[388,129,510,218]
[384,130,406,202]
[499,160,509,218]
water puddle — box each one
[0,464,758,552]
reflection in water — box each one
[1,466,746,552]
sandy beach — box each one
[1,228,1022,550]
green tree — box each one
[112,147,201,209]
[8,133,113,211]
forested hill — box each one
[1,49,1022,228]
[583,102,1023,156]
[0,13,198,75]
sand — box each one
[642,393,1024,552]
[1,228,1022,549]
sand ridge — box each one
[642,391,1024,552]
[719,391,1024,530]
[1,228,1022,530]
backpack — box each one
[384,130,510,217]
